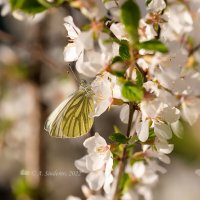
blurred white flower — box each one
[143,140,172,164]
[74,0,107,20]
[161,3,193,41]
[181,97,200,125]
[171,120,183,138]
[110,23,127,40]
[124,160,160,200]
[66,196,81,200]
[75,133,113,193]
[195,169,200,176]
[137,186,153,200]
[0,0,11,16]
[139,19,157,42]
[87,195,108,200]
[147,0,166,13]
[103,0,126,21]
[122,190,139,200]
[154,138,174,155]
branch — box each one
[0,30,67,74]
[112,103,135,200]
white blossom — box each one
[139,19,157,42]
[63,16,83,62]
[122,190,139,200]
[110,23,127,41]
[75,133,113,193]
[91,73,113,117]
[0,0,11,16]
[148,0,166,13]
[161,3,193,41]
[181,97,200,125]
[139,101,180,141]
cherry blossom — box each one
[138,102,180,141]
[161,3,193,41]
[75,133,113,193]
[0,0,11,16]
[147,0,166,13]
[63,16,82,62]
[91,73,113,117]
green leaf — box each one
[12,177,39,198]
[113,125,121,133]
[129,135,138,144]
[146,0,153,5]
[37,0,52,8]
[0,119,12,135]
[109,133,129,144]
[37,0,65,8]
[119,40,130,60]
[119,173,131,194]
[121,0,141,44]
[9,0,47,14]
[110,56,126,77]
[135,68,144,87]
[112,56,124,64]
[136,39,168,53]
[111,70,126,77]
[148,128,156,139]
[122,81,144,102]
[9,0,23,9]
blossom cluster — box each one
[1,0,200,199]
[62,0,200,199]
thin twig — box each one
[112,103,135,200]
[135,62,147,82]
[188,43,200,56]
[114,0,119,7]
[0,30,67,74]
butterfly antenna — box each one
[68,63,80,84]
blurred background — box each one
[0,2,200,200]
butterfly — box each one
[45,80,94,138]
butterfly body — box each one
[45,81,94,138]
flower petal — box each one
[171,120,183,138]
[159,106,180,124]
[137,119,150,142]
[86,171,105,191]
[83,132,107,153]
[132,161,146,179]
[154,122,172,140]
[86,153,105,171]
[74,156,90,173]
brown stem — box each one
[114,0,119,7]
[112,103,135,200]
[135,62,147,82]
[155,0,168,40]
[188,43,200,56]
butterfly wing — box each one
[45,90,94,138]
